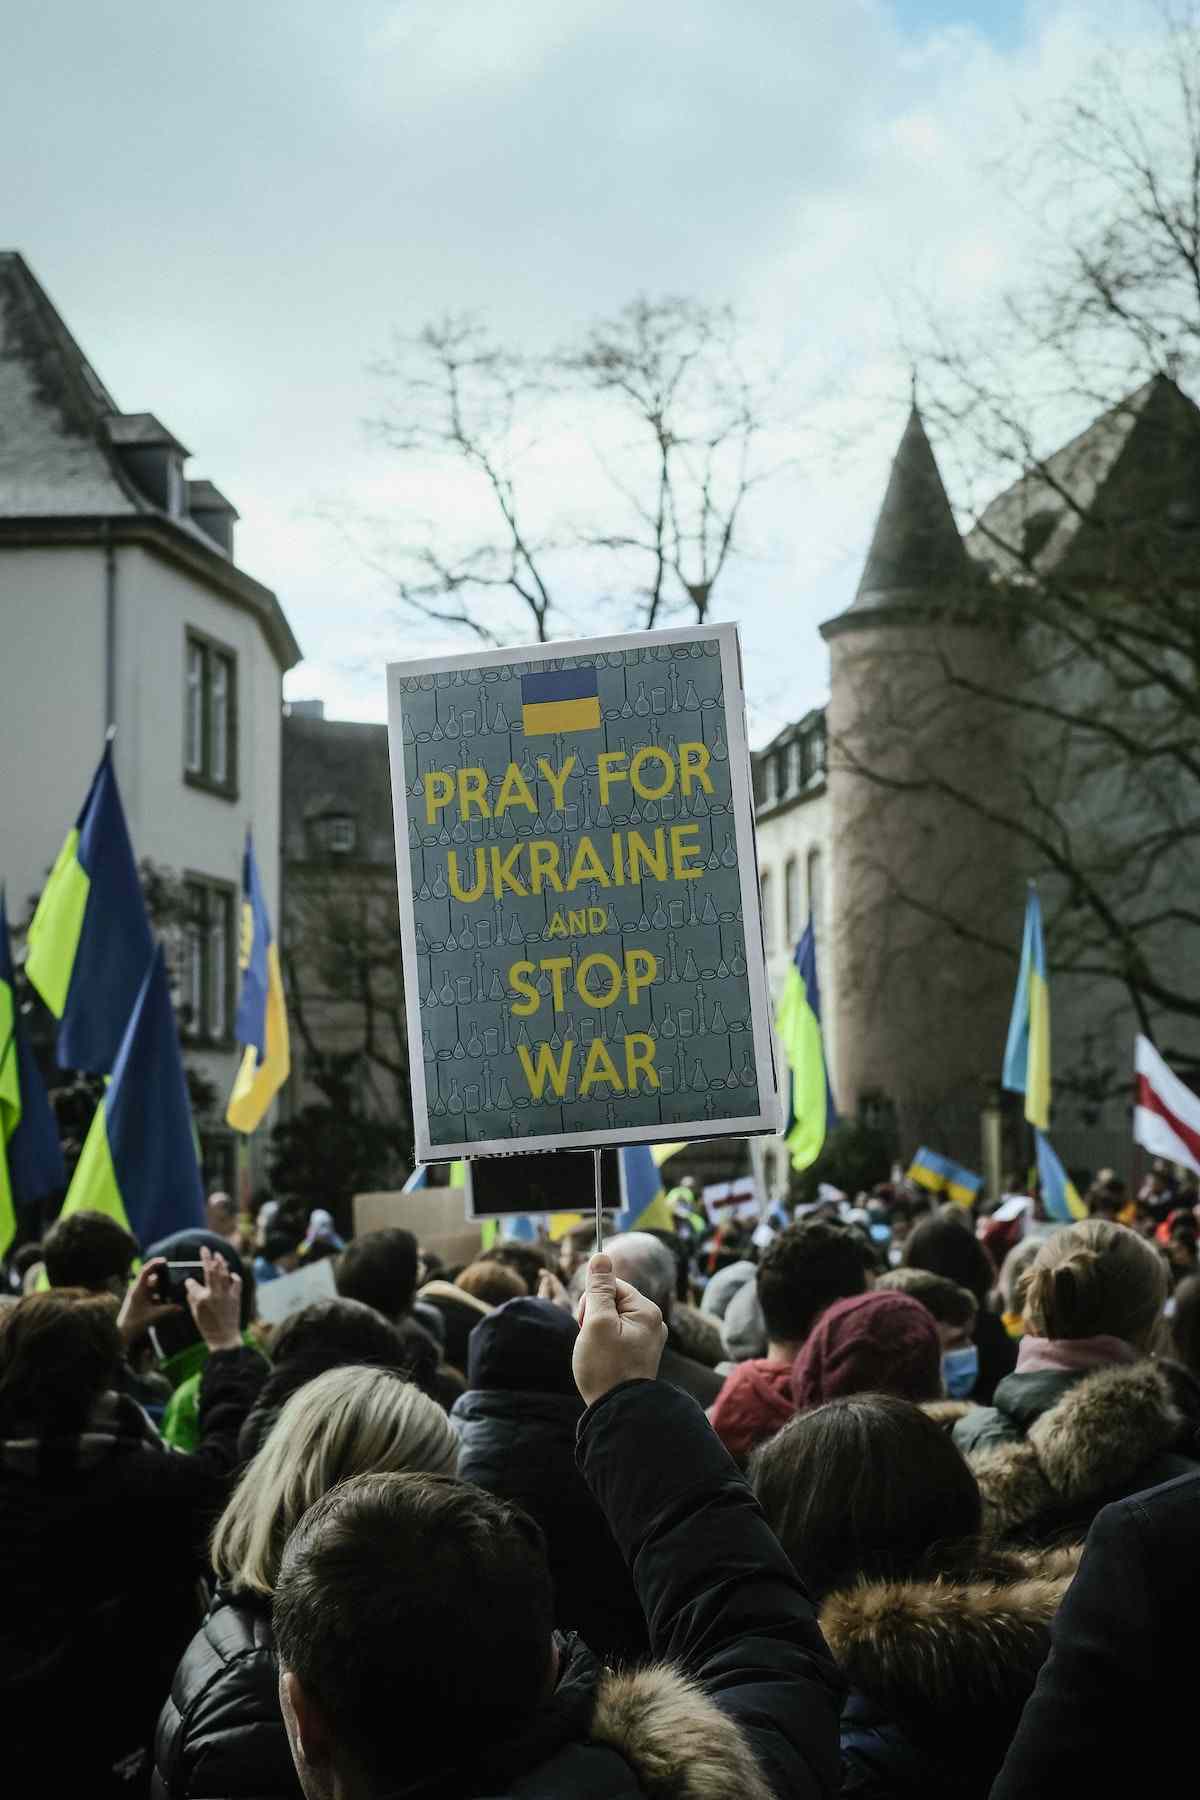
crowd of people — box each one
[1,1160,1198,1796]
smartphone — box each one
[155,1261,205,1303]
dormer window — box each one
[764,757,779,806]
[107,412,191,515]
[810,726,826,784]
[327,815,356,854]
[787,740,802,792]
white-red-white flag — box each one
[1134,1036,1200,1177]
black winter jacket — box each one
[153,1589,297,1800]
[410,1380,843,1798]
[0,1345,266,1786]
[992,1468,1200,1798]
[451,1386,647,1660]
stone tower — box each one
[820,406,1025,1164]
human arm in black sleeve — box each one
[578,1377,843,1800]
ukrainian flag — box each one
[1003,884,1051,1130]
[226,831,291,1134]
[908,1146,984,1207]
[1035,1130,1087,1223]
[615,1143,674,1233]
[0,892,66,1254]
[59,945,205,1243]
[777,921,837,1172]
[520,667,601,736]
[25,742,154,1075]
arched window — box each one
[760,868,773,949]
[785,856,800,945]
[807,846,824,945]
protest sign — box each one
[255,1257,338,1327]
[701,1173,761,1227]
[464,1149,623,1221]
[387,624,779,1161]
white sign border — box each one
[386,621,781,1162]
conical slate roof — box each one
[853,406,969,606]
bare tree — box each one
[366,295,782,645]
[841,7,1200,1073]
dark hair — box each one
[274,1471,554,1788]
[0,1290,121,1436]
[335,1229,419,1320]
[263,1227,299,1263]
[876,1267,977,1329]
[756,1221,870,1344]
[750,1394,982,1601]
[42,1210,138,1292]
[478,1242,550,1294]
[903,1214,996,1304]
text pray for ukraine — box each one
[421,743,717,1101]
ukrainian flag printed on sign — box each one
[520,667,601,736]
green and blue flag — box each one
[0,891,66,1254]
[1003,885,1051,1131]
[777,921,837,1171]
[58,944,204,1245]
[25,743,153,1075]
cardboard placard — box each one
[255,1257,338,1327]
[387,624,780,1160]
[352,1187,482,1269]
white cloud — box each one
[0,0,1172,744]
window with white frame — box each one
[760,868,773,949]
[810,724,827,783]
[807,846,824,946]
[327,815,357,853]
[183,878,234,1041]
[184,631,237,795]
[785,857,801,944]
[787,739,802,792]
[764,756,779,806]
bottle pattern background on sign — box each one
[398,640,762,1146]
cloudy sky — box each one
[2,0,1161,742]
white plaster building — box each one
[0,253,301,1189]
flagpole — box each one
[593,1147,604,1253]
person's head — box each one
[997,1236,1043,1320]
[213,1365,457,1598]
[268,1298,414,1373]
[903,1213,996,1304]
[335,1229,419,1321]
[558,1224,597,1283]
[1023,1219,1167,1351]
[605,1232,678,1318]
[0,1290,121,1436]
[1169,1273,1200,1377]
[791,1290,942,1410]
[42,1210,138,1298]
[207,1191,237,1238]
[750,1394,982,1601]
[274,1472,554,1796]
[478,1242,548,1294]
[755,1220,871,1350]
[263,1227,302,1273]
[454,1261,527,1308]
[466,1296,579,1397]
[875,1267,977,1349]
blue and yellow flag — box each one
[520,667,601,736]
[25,743,154,1075]
[1002,885,1051,1130]
[907,1146,984,1207]
[0,891,66,1254]
[1035,1129,1087,1223]
[59,945,204,1244]
[777,921,837,1172]
[613,1143,674,1232]
[226,831,290,1133]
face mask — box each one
[942,1344,979,1399]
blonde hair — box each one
[211,1365,458,1595]
[1024,1220,1166,1350]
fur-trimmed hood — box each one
[820,1548,1076,1722]
[970,1360,1189,1541]
[588,1663,774,1800]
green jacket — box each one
[160,1334,268,1451]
